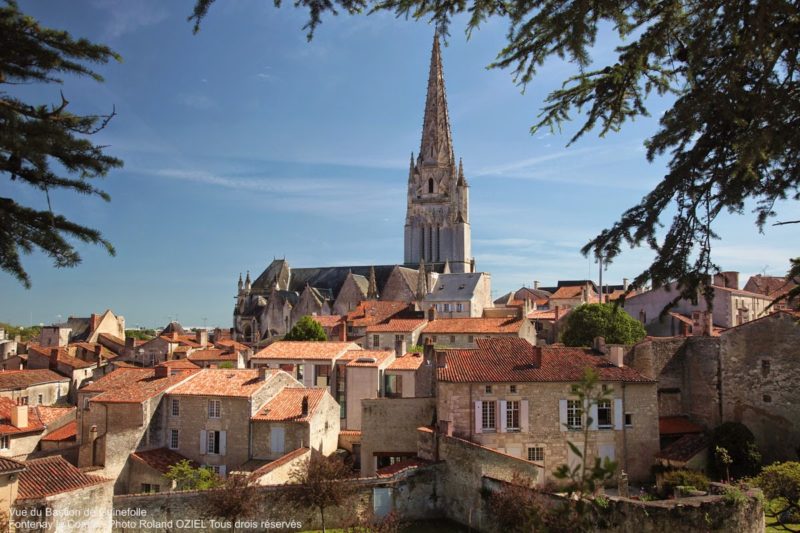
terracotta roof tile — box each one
[214,339,250,352]
[339,430,361,437]
[252,341,360,361]
[0,369,69,391]
[376,458,428,478]
[437,338,653,383]
[36,406,75,427]
[550,286,586,299]
[0,457,25,474]
[423,318,525,334]
[0,398,45,435]
[346,350,393,368]
[82,368,196,404]
[250,448,309,480]
[252,388,327,422]
[159,359,200,370]
[17,456,109,500]
[347,301,411,327]
[744,274,798,298]
[527,308,572,320]
[169,368,278,398]
[187,349,238,362]
[27,345,94,369]
[659,416,705,435]
[387,353,425,371]
[131,448,197,474]
[41,420,77,442]
[310,315,344,328]
[366,319,427,333]
[655,433,709,462]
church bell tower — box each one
[403,34,472,273]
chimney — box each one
[258,366,269,381]
[154,365,169,378]
[394,337,407,356]
[608,346,624,367]
[555,305,560,321]
[301,395,309,417]
[90,424,99,466]
[49,348,59,370]
[423,337,435,365]
[125,336,134,355]
[427,307,436,322]
[338,320,347,342]
[593,336,608,355]
[94,344,102,361]
[196,329,208,346]
[533,280,540,290]
[11,404,28,428]
[623,278,629,291]
[582,284,589,303]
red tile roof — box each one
[169,369,278,398]
[17,456,109,500]
[82,368,196,404]
[131,448,197,474]
[655,433,709,463]
[366,319,427,333]
[387,353,425,371]
[437,338,653,383]
[159,359,200,370]
[310,315,343,328]
[252,388,327,422]
[0,369,69,390]
[339,430,361,437]
[214,339,250,352]
[423,318,525,334]
[376,458,427,478]
[35,406,75,427]
[347,301,411,327]
[550,286,586,299]
[744,274,798,298]
[0,398,45,436]
[252,341,360,361]
[41,421,77,442]
[250,448,309,480]
[346,350,393,368]
[659,416,705,435]
[0,457,25,474]
[187,349,238,362]
[527,308,572,321]
[26,345,94,370]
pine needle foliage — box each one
[1,0,122,288]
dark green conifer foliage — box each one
[1,0,122,287]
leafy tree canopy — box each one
[710,422,762,480]
[190,0,800,310]
[1,0,122,288]
[0,322,41,342]
[125,329,157,341]
[561,303,646,347]
[165,460,221,490]
[284,315,327,341]
[284,454,355,533]
[754,461,800,530]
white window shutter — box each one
[521,400,529,433]
[499,400,507,433]
[589,403,598,431]
[200,430,207,454]
[220,431,227,456]
[614,399,623,429]
[474,401,482,434]
[559,399,567,432]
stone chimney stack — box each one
[258,366,269,381]
[623,278,629,291]
[394,337,408,356]
[154,364,169,379]
[427,306,436,322]
[49,348,59,370]
[93,344,102,361]
[533,280,540,290]
[555,305,561,321]
[593,336,608,355]
[11,403,28,428]
[196,329,208,346]
[608,346,624,367]
[301,395,309,417]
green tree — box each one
[190,0,800,312]
[754,461,800,530]
[165,460,221,490]
[0,322,41,342]
[125,329,157,341]
[1,0,122,288]
[284,315,327,342]
[283,454,356,533]
[561,303,646,347]
[710,422,762,480]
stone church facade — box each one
[234,36,480,343]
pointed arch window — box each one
[428,178,434,193]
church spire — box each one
[367,266,379,300]
[419,34,454,166]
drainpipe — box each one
[470,383,474,439]
[622,382,628,473]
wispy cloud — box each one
[473,146,599,176]
[92,0,168,39]
[179,93,215,110]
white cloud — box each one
[92,0,168,39]
[179,93,215,110]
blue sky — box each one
[2,0,797,328]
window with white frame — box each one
[456,303,463,312]
[567,400,582,429]
[481,401,496,431]
[207,430,221,454]
[510,384,517,394]
[171,398,180,417]
[169,429,179,449]
[597,399,612,428]
[506,400,520,432]
[444,303,451,312]
[208,400,221,418]
[527,446,544,462]
[0,435,8,450]
[372,335,380,347]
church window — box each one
[428,178,434,193]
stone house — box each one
[26,345,100,402]
[548,281,599,310]
[365,318,427,351]
[0,399,46,460]
[38,309,126,348]
[0,369,70,406]
[126,447,197,494]
[344,350,396,431]
[436,337,659,482]
[251,387,339,460]
[420,272,492,318]
[130,331,205,366]
[76,365,199,491]
[163,368,301,477]
[251,340,360,389]
[420,317,536,348]
[742,273,799,310]
[186,348,245,369]
[384,352,434,399]
[310,315,346,341]
[527,306,571,345]
[622,272,772,334]
[0,457,25,517]
[344,301,420,346]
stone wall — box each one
[13,481,114,533]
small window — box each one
[372,335,380,348]
[428,178,434,193]
[510,385,517,394]
[567,400,582,429]
[481,400,496,431]
[0,435,9,450]
[763,394,772,403]
[207,430,221,454]
[527,447,544,462]
[395,334,404,342]
[625,413,633,427]
[456,303,463,312]
[169,429,179,450]
[444,303,451,312]
[762,360,770,377]
[506,400,520,432]
[208,400,221,418]
[141,483,160,493]
[485,385,492,394]
[83,397,90,410]
[468,335,474,343]
[449,335,456,343]
[597,399,612,428]
[431,336,437,343]
[37,394,43,405]
[171,398,180,417]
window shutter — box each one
[499,400,507,433]
[220,431,227,456]
[520,400,529,433]
[474,401,482,434]
[218,465,227,477]
[589,403,598,431]
[559,399,568,432]
[614,399,623,429]
[200,430,207,454]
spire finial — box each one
[367,266,379,300]
[419,31,453,166]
